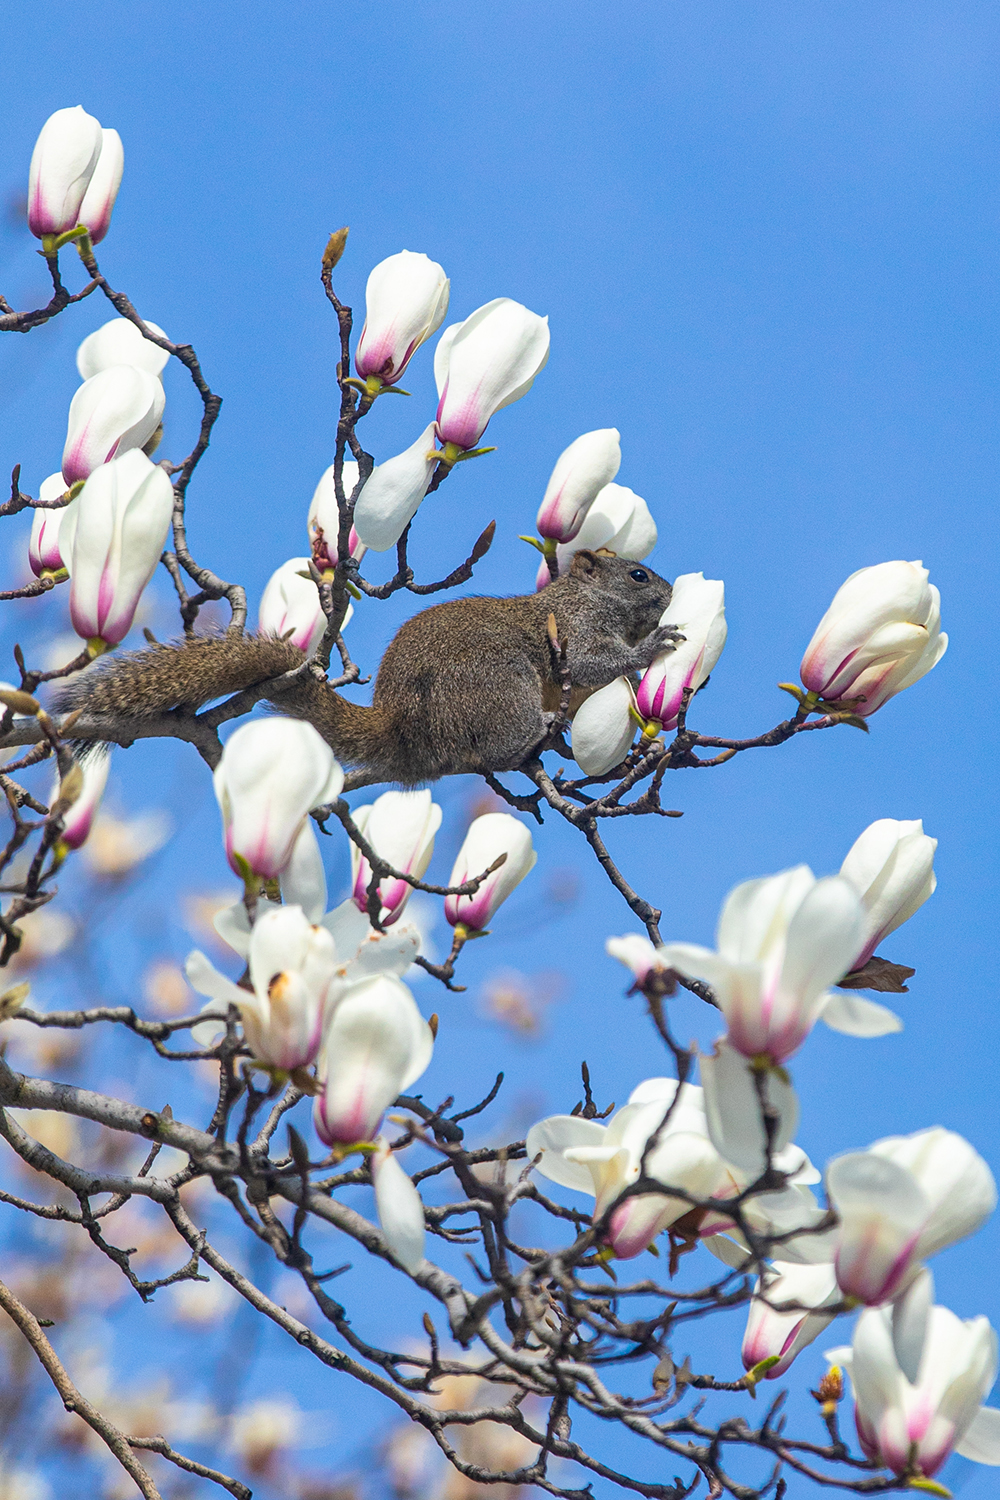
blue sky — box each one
[1,2,998,1493]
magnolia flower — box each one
[62,365,166,485]
[657,865,902,1064]
[355,251,450,386]
[186,905,339,1071]
[539,483,657,586]
[53,749,111,851]
[827,1127,996,1305]
[828,1303,1000,1477]
[371,1138,426,1273]
[443,814,537,932]
[350,790,442,926]
[527,1078,728,1258]
[213,719,344,881]
[307,460,363,570]
[434,298,549,450]
[28,474,74,577]
[60,450,174,647]
[606,932,672,987]
[27,106,103,238]
[839,818,937,972]
[352,424,438,552]
[570,676,637,776]
[75,127,123,244]
[636,573,727,730]
[77,318,169,380]
[258,557,352,656]
[536,429,621,543]
[742,1261,840,1378]
[313,974,434,1145]
[800,560,947,715]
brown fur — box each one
[61,551,677,785]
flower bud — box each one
[53,748,110,850]
[307,461,364,570]
[313,975,433,1145]
[536,429,621,543]
[434,298,549,450]
[742,1262,839,1379]
[352,424,438,552]
[62,365,166,486]
[186,905,339,1071]
[371,1138,426,1273]
[350,790,442,926]
[75,128,123,244]
[27,106,102,238]
[538,484,658,588]
[443,813,536,931]
[839,818,937,971]
[635,573,727,730]
[258,557,352,656]
[60,450,173,647]
[28,474,74,577]
[77,317,169,381]
[355,251,450,386]
[800,560,947,715]
[213,718,344,882]
[570,677,636,776]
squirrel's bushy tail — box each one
[55,634,383,771]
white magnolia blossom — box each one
[527,1079,727,1259]
[350,790,442,926]
[434,298,550,450]
[839,818,937,972]
[62,365,165,485]
[443,813,536,932]
[28,473,73,576]
[371,1137,426,1273]
[213,719,344,881]
[570,676,637,776]
[657,865,901,1064]
[605,932,673,987]
[258,556,352,656]
[77,317,170,380]
[741,1260,841,1379]
[636,573,727,730]
[307,460,364,569]
[355,251,450,386]
[528,1076,819,1261]
[352,423,438,552]
[535,429,622,543]
[313,974,434,1146]
[53,749,111,852]
[827,1302,1000,1478]
[187,905,339,1072]
[800,560,947,715]
[541,482,657,586]
[826,1127,996,1305]
[60,450,174,647]
[75,127,124,244]
[27,106,103,238]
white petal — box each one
[184,950,244,1009]
[819,992,903,1037]
[700,1040,798,1177]
[525,1115,608,1196]
[371,1141,426,1273]
[571,677,636,776]
[955,1406,1000,1465]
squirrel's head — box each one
[568,548,672,638]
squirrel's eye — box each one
[629,568,649,582]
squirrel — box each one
[57,549,680,785]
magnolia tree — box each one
[0,104,991,1500]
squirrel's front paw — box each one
[641,624,686,663]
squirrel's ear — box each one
[569,549,600,579]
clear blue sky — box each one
[1,3,998,1493]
